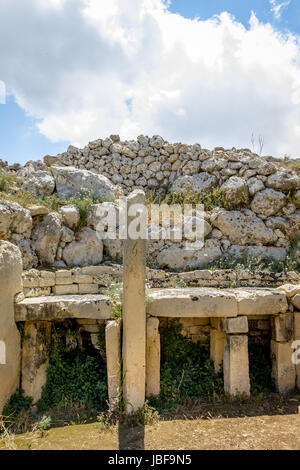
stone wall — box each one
[1,135,300,272]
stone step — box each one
[15,294,112,321]
[147,287,288,317]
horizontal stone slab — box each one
[147,288,238,318]
[147,287,288,318]
[15,295,112,321]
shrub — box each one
[2,390,33,426]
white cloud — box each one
[0,80,5,104]
[270,0,290,20]
[0,0,300,157]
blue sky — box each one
[0,0,300,164]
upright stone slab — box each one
[0,242,23,413]
[271,340,295,394]
[210,328,225,373]
[21,321,51,403]
[105,320,121,409]
[146,317,160,397]
[122,190,147,414]
[223,335,250,396]
[294,312,300,390]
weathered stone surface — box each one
[146,317,160,397]
[157,239,222,270]
[0,201,32,239]
[0,242,23,413]
[21,322,51,403]
[235,288,288,315]
[147,288,238,317]
[18,165,55,198]
[225,245,287,262]
[106,320,121,409]
[28,205,50,217]
[271,340,296,394]
[251,189,286,217]
[222,176,249,206]
[291,294,300,310]
[60,205,80,229]
[62,228,103,266]
[18,239,38,270]
[157,246,194,270]
[271,312,294,342]
[294,312,300,390]
[87,202,121,232]
[267,170,300,191]
[210,328,225,373]
[211,209,276,245]
[277,284,300,299]
[224,316,248,334]
[52,166,116,200]
[32,213,62,265]
[123,190,147,414]
[170,172,217,194]
[223,335,250,396]
[53,284,79,295]
[14,294,111,321]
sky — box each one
[1,0,300,164]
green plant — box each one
[0,169,18,193]
[37,323,108,413]
[148,320,224,413]
[104,283,123,320]
[1,390,33,428]
[37,415,52,431]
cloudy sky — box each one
[1,0,300,164]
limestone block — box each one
[147,288,238,318]
[74,272,94,284]
[146,317,160,397]
[53,284,79,295]
[0,242,23,413]
[23,269,40,288]
[78,284,99,294]
[39,271,55,288]
[106,320,121,409]
[294,312,300,390]
[122,190,147,414]
[55,269,75,285]
[271,312,294,342]
[271,340,296,394]
[224,316,248,334]
[235,288,288,315]
[24,287,51,298]
[223,335,250,396]
[210,328,226,373]
[21,321,51,403]
[291,294,300,310]
[277,284,300,300]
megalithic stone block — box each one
[0,242,23,414]
[271,340,296,394]
[294,311,300,390]
[105,320,121,409]
[21,321,51,403]
[223,334,250,397]
[210,328,226,373]
[146,317,160,397]
[122,190,147,414]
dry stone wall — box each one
[1,135,300,271]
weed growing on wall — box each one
[2,390,33,428]
[37,322,108,413]
[149,319,224,412]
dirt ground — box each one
[1,395,300,450]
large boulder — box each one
[170,172,217,194]
[157,239,222,270]
[60,205,80,229]
[225,245,287,262]
[32,213,62,265]
[222,176,249,206]
[51,166,116,200]
[251,189,286,216]
[18,239,38,270]
[62,228,103,266]
[18,165,55,198]
[0,201,32,239]
[211,209,277,245]
[87,202,121,233]
[266,170,300,191]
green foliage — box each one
[2,390,33,425]
[160,188,229,211]
[37,323,108,413]
[67,189,95,229]
[149,319,223,412]
[37,415,52,431]
[0,169,18,192]
[104,283,123,320]
[205,253,300,274]
[249,342,275,395]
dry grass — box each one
[1,394,300,450]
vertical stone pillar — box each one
[210,328,225,374]
[21,321,51,403]
[0,242,23,413]
[146,317,160,397]
[105,320,121,409]
[270,312,295,394]
[223,334,250,396]
[122,190,147,414]
[294,311,300,390]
